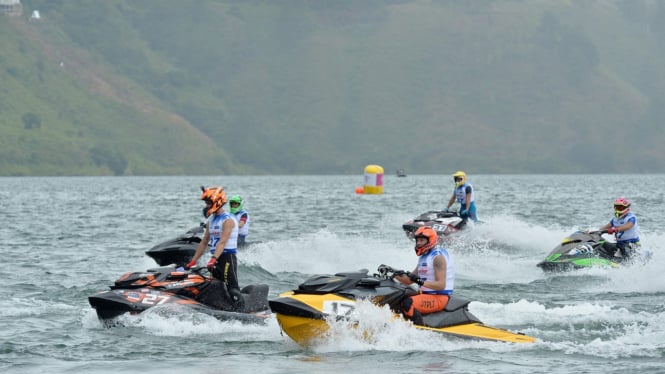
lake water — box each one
[1,175,663,373]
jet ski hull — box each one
[537,255,618,272]
[88,289,197,319]
[274,314,330,346]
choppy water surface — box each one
[1,175,663,373]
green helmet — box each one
[229,195,243,214]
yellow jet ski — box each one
[269,265,536,346]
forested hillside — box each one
[2,0,664,175]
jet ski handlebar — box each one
[180,266,213,277]
[376,264,409,279]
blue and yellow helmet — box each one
[453,171,467,188]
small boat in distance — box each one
[396,169,407,177]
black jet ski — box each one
[145,225,204,267]
[269,265,536,346]
[88,266,270,325]
[536,230,652,272]
[145,224,254,267]
[402,211,466,241]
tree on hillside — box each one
[22,113,41,129]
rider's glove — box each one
[607,227,618,234]
[207,257,218,272]
[460,209,468,216]
[408,272,425,286]
[443,207,450,213]
[184,260,197,270]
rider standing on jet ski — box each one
[185,187,244,308]
[394,226,455,326]
[229,195,250,246]
[597,197,640,261]
[444,171,479,223]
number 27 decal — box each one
[141,293,171,305]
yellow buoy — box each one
[363,165,384,194]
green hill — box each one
[1,6,235,175]
[2,0,664,175]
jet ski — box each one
[402,211,466,241]
[269,265,536,346]
[145,224,253,267]
[536,230,652,272]
[145,225,204,267]
[88,265,271,325]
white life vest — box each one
[207,212,238,254]
[611,212,639,243]
[416,247,454,295]
[454,183,475,205]
[234,210,250,237]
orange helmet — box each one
[200,186,227,218]
[413,226,438,256]
[613,197,630,218]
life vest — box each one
[416,247,454,295]
[454,183,475,205]
[207,212,239,254]
[234,210,250,237]
[610,212,639,243]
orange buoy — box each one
[355,186,365,194]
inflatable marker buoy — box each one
[363,165,384,194]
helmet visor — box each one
[614,204,629,214]
[230,201,240,207]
